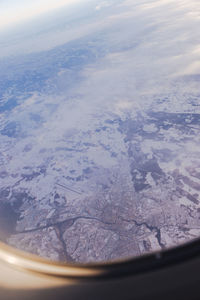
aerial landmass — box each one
[1,0,200,263]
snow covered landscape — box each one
[1,0,200,263]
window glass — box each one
[1,0,200,263]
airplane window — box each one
[1,0,200,265]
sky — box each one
[0,0,85,31]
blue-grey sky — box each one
[0,0,84,31]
